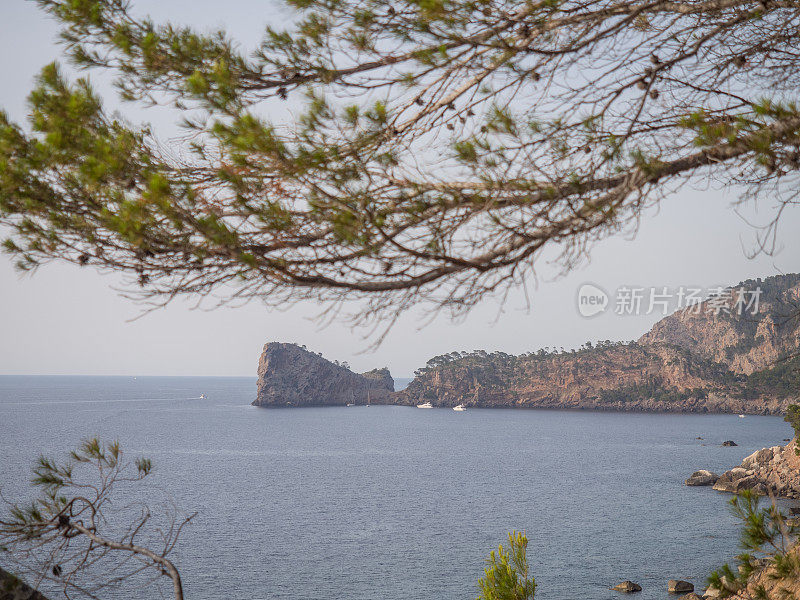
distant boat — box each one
[453,404,467,412]
[739,414,745,418]
[346,403,355,407]
[200,393,206,399]
[417,401,433,409]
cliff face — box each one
[400,274,799,414]
[253,343,397,407]
[640,274,800,375]
[400,343,793,413]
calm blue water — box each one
[0,376,794,600]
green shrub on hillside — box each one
[748,356,800,399]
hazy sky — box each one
[1,1,799,378]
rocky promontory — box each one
[397,341,795,413]
[253,342,402,407]
[394,274,799,414]
[687,439,800,498]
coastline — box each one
[252,400,792,416]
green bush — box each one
[477,531,536,600]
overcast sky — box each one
[1,1,799,378]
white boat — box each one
[417,401,433,409]
[739,414,745,418]
[346,403,355,407]
[200,393,206,399]
[453,404,467,412]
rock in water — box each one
[613,581,642,592]
[253,342,397,407]
[712,467,765,494]
[668,580,694,593]
[722,440,738,446]
[685,470,719,486]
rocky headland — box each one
[253,274,799,412]
[253,342,398,407]
[398,274,799,413]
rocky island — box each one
[253,273,799,413]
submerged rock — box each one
[686,470,719,486]
[722,440,738,447]
[613,581,642,593]
[668,580,694,593]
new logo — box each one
[577,283,609,318]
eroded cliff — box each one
[640,274,800,375]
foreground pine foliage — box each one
[0,439,192,600]
[1,1,799,324]
[709,490,800,599]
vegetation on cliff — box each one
[478,532,535,600]
[745,357,800,400]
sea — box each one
[0,375,794,600]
